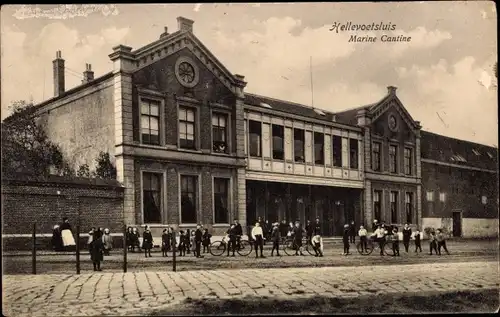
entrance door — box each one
[452,212,462,237]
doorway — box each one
[452,211,462,237]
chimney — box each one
[387,86,397,95]
[82,63,94,83]
[177,16,194,32]
[53,51,65,96]
[160,26,169,39]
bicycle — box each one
[283,236,315,256]
[356,236,390,256]
[209,236,253,256]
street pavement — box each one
[2,261,499,316]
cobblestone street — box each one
[3,261,498,316]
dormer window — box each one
[472,149,481,156]
[487,152,494,159]
[314,108,326,116]
[260,102,272,109]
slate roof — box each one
[332,95,390,126]
[420,131,498,171]
[244,93,337,122]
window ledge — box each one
[212,224,230,228]
[211,152,231,157]
[139,143,165,149]
[178,224,200,228]
[140,223,168,228]
[177,148,203,154]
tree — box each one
[1,101,66,177]
[76,164,91,178]
[94,151,116,179]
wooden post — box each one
[123,224,127,273]
[76,225,80,274]
[172,231,176,272]
[32,223,36,275]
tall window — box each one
[248,120,262,157]
[314,132,324,165]
[349,139,358,169]
[272,125,285,160]
[140,99,160,145]
[332,135,342,167]
[181,175,197,223]
[389,145,398,173]
[439,192,446,202]
[214,178,229,224]
[373,190,381,222]
[390,191,398,223]
[212,113,228,153]
[294,128,305,162]
[405,192,413,224]
[179,107,196,149]
[404,148,413,175]
[143,172,162,223]
[426,191,434,202]
[372,142,381,171]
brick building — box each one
[3,16,498,239]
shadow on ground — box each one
[150,289,499,315]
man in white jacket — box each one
[251,222,266,258]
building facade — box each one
[5,16,498,238]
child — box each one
[391,227,400,256]
[90,228,104,271]
[102,228,113,256]
[358,225,368,253]
[190,230,197,257]
[342,224,350,255]
[202,229,211,254]
[436,228,450,255]
[270,223,281,257]
[185,229,191,254]
[429,230,438,255]
[161,229,169,257]
[312,234,323,257]
[178,230,186,256]
[142,226,153,258]
[414,229,422,253]
[165,227,172,252]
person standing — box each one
[165,227,172,252]
[279,220,288,239]
[142,226,153,258]
[436,228,450,255]
[233,219,243,249]
[270,223,281,257]
[52,225,63,252]
[293,221,304,256]
[252,222,265,258]
[414,228,423,253]
[195,224,204,258]
[349,221,356,244]
[342,224,350,255]
[313,218,322,236]
[372,219,379,232]
[202,228,211,254]
[102,228,113,256]
[358,225,368,253]
[132,227,141,252]
[305,220,314,246]
[90,228,104,271]
[372,225,387,256]
[402,224,412,253]
[161,229,169,257]
[391,227,400,256]
[429,230,438,255]
[226,225,237,257]
[60,217,76,251]
[87,227,95,253]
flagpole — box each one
[310,56,314,108]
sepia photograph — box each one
[1,2,498,316]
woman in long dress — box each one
[142,226,153,258]
[60,217,76,251]
[52,225,63,252]
[90,229,104,271]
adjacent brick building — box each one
[3,16,498,240]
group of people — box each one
[87,227,114,271]
[342,219,450,257]
[51,217,77,252]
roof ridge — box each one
[421,130,497,150]
[246,92,334,114]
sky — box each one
[1,2,498,147]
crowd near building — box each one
[2,16,498,245]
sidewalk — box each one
[3,261,498,316]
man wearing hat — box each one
[270,222,281,256]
